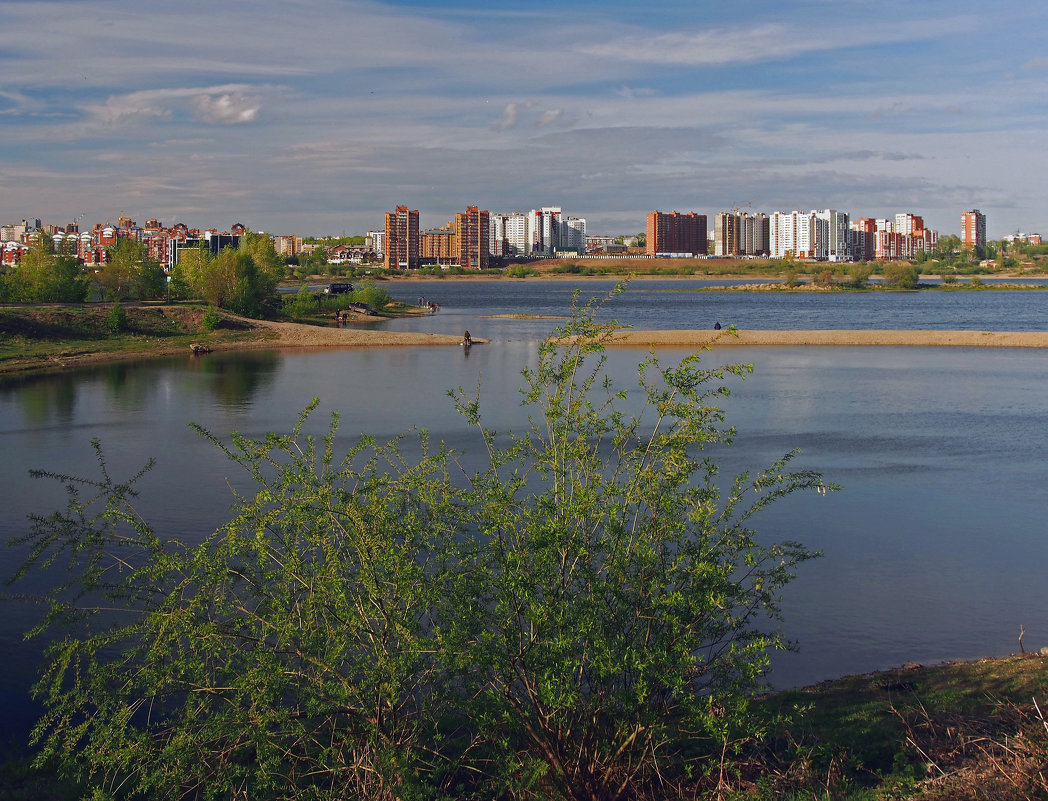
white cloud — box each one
[536,109,563,128]
[192,93,262,124]
[82,85,270,127]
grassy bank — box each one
[745,653,1048,800]
[0,303,273,376]
[2,654,1044,800]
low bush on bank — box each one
[10,289,835,801]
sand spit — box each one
[247,318,476,349]
[600,329,1048,348]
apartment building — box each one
[529,207,561,256]
[815,209,850,262]
[560,216,587,254]
[384,205,419,270]
[454,206,490,269]
[961,210,986,250]
[420,226,455,263]
[365,230,385,256]
[738,212,770,256]
[274,235,303,257]
[713,212,741,257]
[646,211,707,256]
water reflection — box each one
[4,375,78,427]
[182,351,279,409]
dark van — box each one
[324,283,352,294]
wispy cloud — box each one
[0,1,1041,236]
[580,18,975,66]
[82,85,271,127]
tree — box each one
[0,233,88,302]
[882,261,919,289]
[99,238,166,301]
[173,237,279,317]
[848,262,873,288]
[11,289,833,800]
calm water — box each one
[377,278,1048,335]
[3,281,1048,752]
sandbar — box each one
[601,329,1048,348]
[244,318,477,349]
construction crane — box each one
[730,199,755,216]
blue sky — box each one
[0,0,1044,237]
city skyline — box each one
[0,0,1044,238]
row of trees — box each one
[0,236,90,302]
[12,293,833,800]
[0,232,285,317]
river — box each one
[2,279,1047,753]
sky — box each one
[0,0,1044,238]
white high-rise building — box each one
[814,209,850,261]
[560,217,586,254]
[770,210,842,260]
[488,213,506,257]
[503,212,530,255]
[365,230,385,256]
[529,206,561,256]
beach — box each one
[256,320,1048,350]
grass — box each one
[738,654,1048,799]
[0,303,270,376]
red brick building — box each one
[384,206,419,270]
[961,210,986,251]
[454,206,490,269]
[646,211,707,256]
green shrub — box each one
[882,262,919,289]
[12,290,833,800]
[348,283,392,310]
[201,306,221,333]
[105,300,127,334]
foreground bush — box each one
[10,288,833,800]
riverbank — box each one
[0,304,475,377]
[4,652,1045,799]
[6,303,1048,378]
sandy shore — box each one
[255,320,1048,350]
[243,318,476,349]
[601,329,1048,348]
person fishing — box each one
[463,330,472,346]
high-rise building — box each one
[420,226,455,263]
[488,213,507,258]
[365,230,385,256]
[645,211,707,256]
[454,206,490,269]
[849,218,876,261]
[738,212,769,256]
[503,212,529,256]
[384,205,419,270]
[560,217,587,254]
[815,210,850,262]
[529,207,561,256]
[713,212,740,257]
[961,210,986,251]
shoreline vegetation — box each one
[5,653,1046,799]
